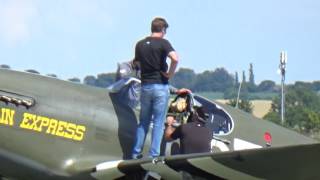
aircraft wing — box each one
[91,143,320,180]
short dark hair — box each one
[151,17,169,33]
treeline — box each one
[83,64,320,100]
[83,73,116,88]
[170,66,278,99]
[2,64,320,96]
[83,66,320,100]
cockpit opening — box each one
[108,78,234,136]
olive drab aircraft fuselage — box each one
[0,68,319,180]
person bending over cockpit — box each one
[165,106,212,154]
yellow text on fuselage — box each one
[0,107,86,141]
[20,112,86,141]
[0,108,15,126]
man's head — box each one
[170,97,187,113]
[151,17,169,34]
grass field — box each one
[197,91,277,100]
[250,100,272,118]
[215,99,272,118]
[196,91,274,118]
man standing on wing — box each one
[132,17,179,159]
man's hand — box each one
[176,88,192,95]
[166,116,176,126]
[160,71,171,79]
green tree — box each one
[95,73,116,88]
[247,63,257,92]
[170,68,196,90]
[227,99,253,113]
[249,63,255,85]
[257,80,276,92]
[25,69,40,74]
[84,75,97,86]
[68,77,81,83]
[242,70,246,83]
[46,74,57,78]
[223,87,237,99]
[235,71,239,86]
[294,81,313,90]
[312,81,320,92]
[193,68,234,92]
[263,111,280,124]
[264,85,320,135]
[0,64,10,69]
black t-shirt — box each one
[134,37,174,85]
[171,122,212,154]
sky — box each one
[0,0,319,84]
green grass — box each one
[195,91,278,100]
[247,92,278,100]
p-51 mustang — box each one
[0,68,319,180]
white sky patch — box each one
[53,0,114,33]
[0,0,38,47]
[69,0,111,21]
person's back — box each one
[135,37,172,85]
[170,117,212,154]
[132,17,179,159]
[176,121,212,154]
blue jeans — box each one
[132,84,169,158]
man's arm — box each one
[162,51,178,79]
[165,125,176,141]
[165,116,177,141]
[167,51,179,78]
[169,85,192,95]
[131,59,140,70]
[169,86,178,94]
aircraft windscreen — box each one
[193,95,234,135]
